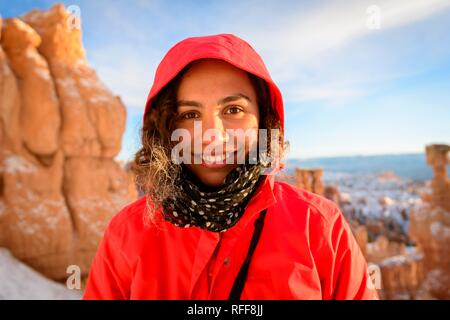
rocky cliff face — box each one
[295,168,324,195]
[409,144,450,299]
[0,4,137,280]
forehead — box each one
[177,59,256,98]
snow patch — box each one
[34,67,51,81]
[430,221,450,239]
[3,154,36,173]
[89,94,111,104]
[56,77,80,99]
[78,77,99,89]
[379,248,423,267]
[1,60,12,75]
[0,248,82,300]
[25,48,42,64]
[327,171,424,236]
[379,255,408,267]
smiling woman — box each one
[83,33,379,300]
[132,58,282,222]
[175,59,261,186]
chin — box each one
[199,175,227,187]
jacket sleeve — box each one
[323,208,379,300]
[83,223,131,300]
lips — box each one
[192,151,238,168]
[203,154,225,163]
[200,161,228,169]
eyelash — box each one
[180,112,199,120]
[178,106,243,120]
[224,105,243,114]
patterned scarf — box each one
[162,161,264,232]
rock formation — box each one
[351,223,368,258]
[295,168,324,195]
[377,249,425,299]
[0,5,137,280]
[409,144,450,299]
[423,144,450,211]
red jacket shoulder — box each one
[108,196,146,228]
[103,196,157,247]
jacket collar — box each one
[188,174,276,297]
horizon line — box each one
[115,150,445,163]
[285,151,430,161]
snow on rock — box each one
[3,154,37,173]
[376,246,425,300]
[430,221,450,239]
[0,248,82,300]
[0,4,138,281]
[324,171,425,243]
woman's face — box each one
[174,59,260,187]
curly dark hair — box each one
[132,60,285,222]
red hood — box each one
[143,33,285,173]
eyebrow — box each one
[176,93,251,108]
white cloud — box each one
[215,0,450,104]
[283,86,363,103]
[235,0,450,73]
[82,0,450,109]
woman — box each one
[83,34,379,300]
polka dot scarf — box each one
[162,162,264,232]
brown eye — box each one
[224,106,243,115]
[179,112,199,120]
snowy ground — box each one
[0,248,82,300]
[323,171,427,239]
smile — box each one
[190,151,241,168]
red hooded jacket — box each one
[83,34,379,300]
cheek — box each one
[223,118,259,153]
[173,125,195,140]
[246,108,260,129]
[225,113,259,130]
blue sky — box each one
[1,0,449,161]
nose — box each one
[201,112,228,146]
